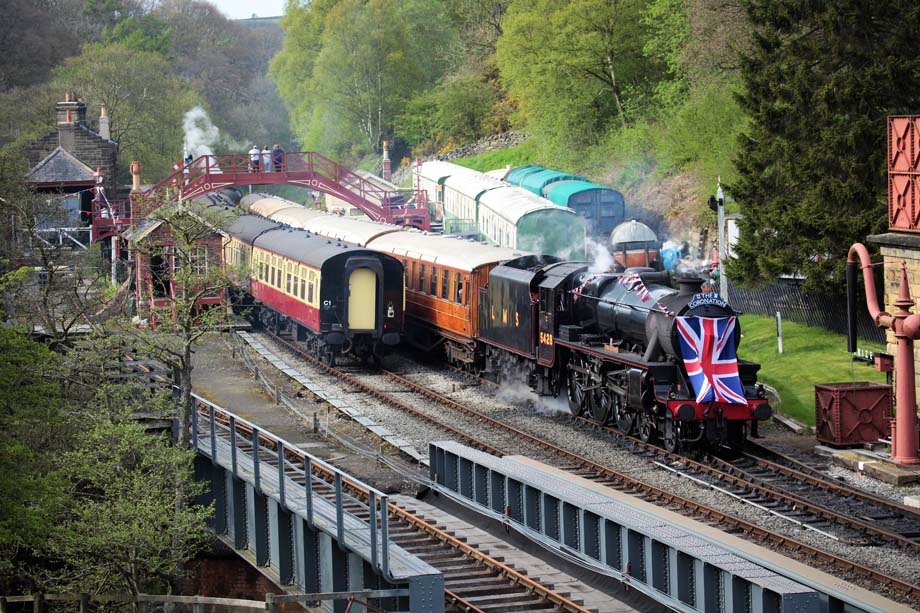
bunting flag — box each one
[675,316,747,404]
[619,273,651,302]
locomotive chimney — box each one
[676,277,705,296]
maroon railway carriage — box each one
[223,214,404,363]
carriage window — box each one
[286,272,292,294]
[308,280,314,303]
[441,269,449,299]
[409,261,416,289]
[455,273,464,304]
[419,264,426,293]
[429,267,438,295]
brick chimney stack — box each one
[56,92,87,126]
[98,105,111,141]
[382,140,392,182]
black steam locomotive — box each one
[478,257,771,451]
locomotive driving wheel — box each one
[613,393,634,434]
[637,411,656,443]
[663,418,680,453]
[566,358,590,416]
[591,386,613,425]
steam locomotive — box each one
[478,257,772,451]
[229,192,769,450]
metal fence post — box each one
[191,400,199,445]
[79,593,89,613]
[252,429,261,492]
[209,405,217,462]
[230,416,238,477]
[277,442,286,507]
[32,592,43,613]
[335,472,344,547]
[305,457,313,527]
[381,495,390,579]
[369,491,378,571]
[0,596,8,613]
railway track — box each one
[200,395,592,613]
[567,415,920,552]
[248,330,920,605]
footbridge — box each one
[191,392,444,612]
[134,152,429,229]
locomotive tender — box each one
[233,193,769,449]
[200,194,404,363]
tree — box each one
[729,0,920,291]
[271,0,452,158]
[0,327,69,575]
[113,202,237,448]
[52,43,196,180]
[43,384,211,595]
[495,0,662,150]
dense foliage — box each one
[0,0,293,183]
[729,0,920,291]
[0,327,211,594]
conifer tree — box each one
[729,0,920,292]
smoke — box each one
[495,373,572,416]
[183,106,220,158]
[586,236,615,272]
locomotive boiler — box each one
[478,259,771,451]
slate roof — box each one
[28,147,95,185]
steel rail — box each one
[196,401,587,613]
[250,332,920,602]
[566,413,920,551]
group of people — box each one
[249,144,285,172]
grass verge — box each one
[737,315,887,426]
[452,141,538,172]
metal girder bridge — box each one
[191,393,444,613]
[138,153,429,230]
[428,441,912,613]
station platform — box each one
[817,445,920,485]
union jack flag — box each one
[675,316,747,404]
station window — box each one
[429,267,438,296]
[455,273,464,304]
[419,264,426,294]
[441,269,449,299]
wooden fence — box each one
[0,590,407,613]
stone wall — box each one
[392,132,527,185]
[869,233,920,392]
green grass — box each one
[737,315,887,426]
[453,141,539,172]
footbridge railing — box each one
[191,393,443,613]
[138,153,429,230]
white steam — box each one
[183,106,220,158]
[586,236,615,272]
[495,376,572,416]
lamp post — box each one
[708,177,727,298]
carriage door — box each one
[348,268,377,330]
[538,287,555,365]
